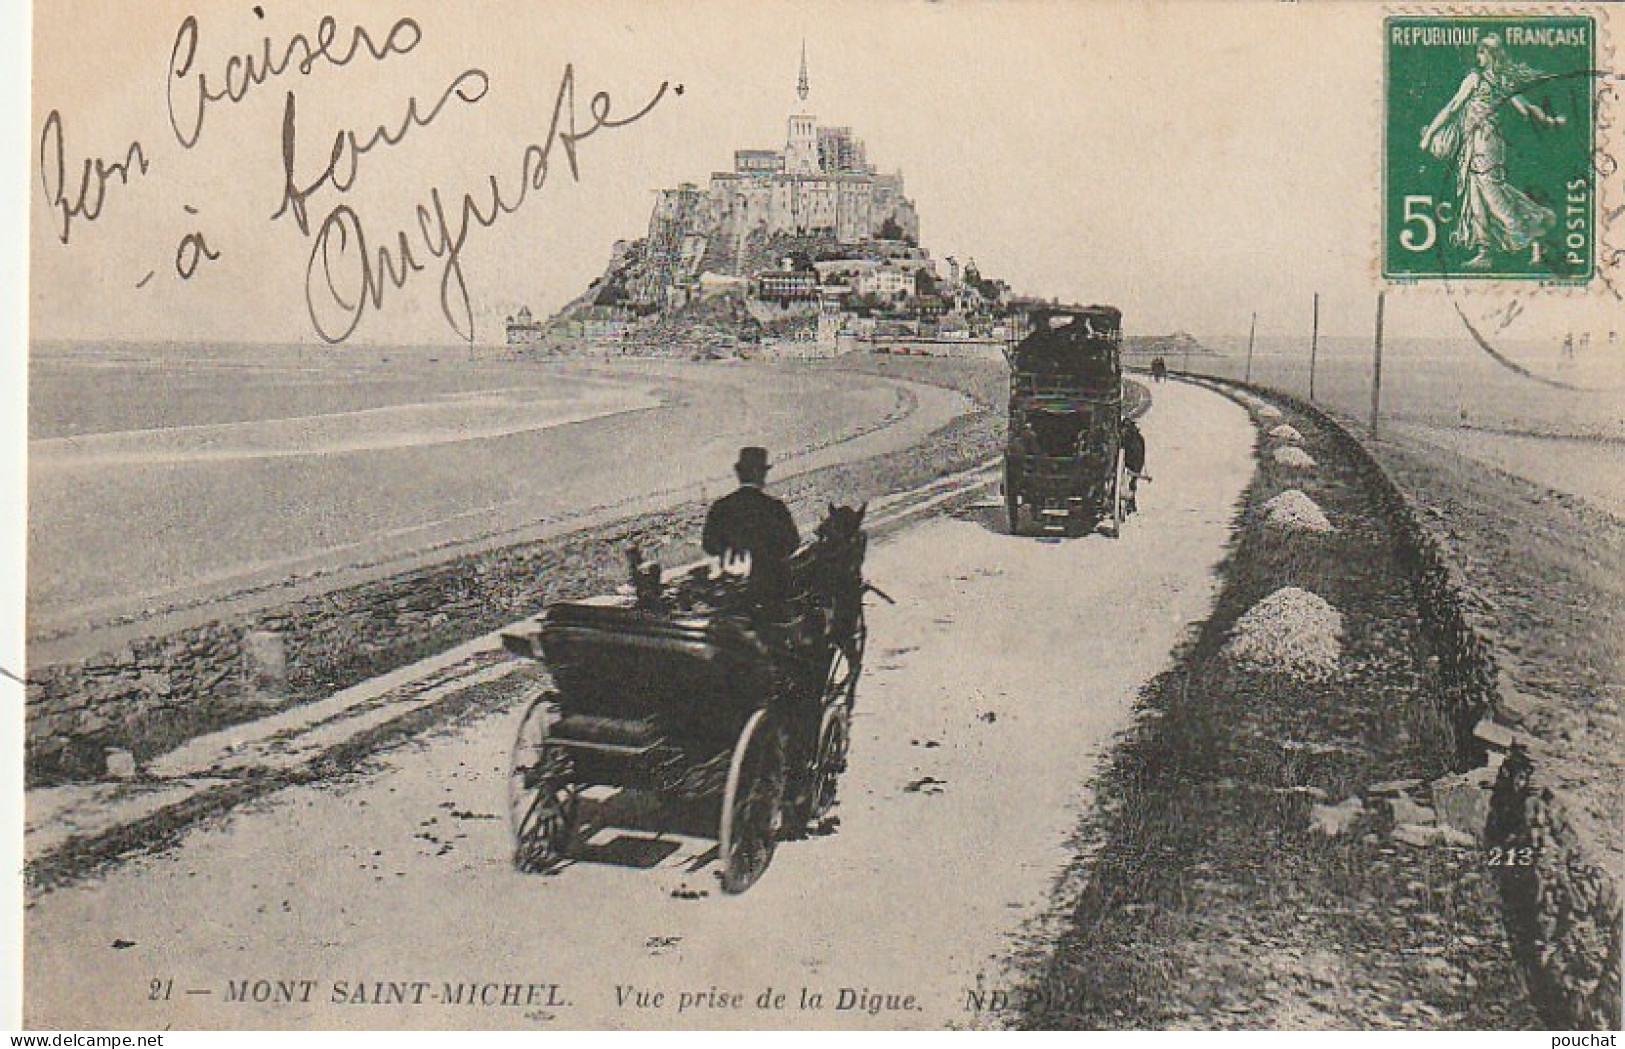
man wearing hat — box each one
[703,446,801,605]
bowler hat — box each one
[735,446,771,474]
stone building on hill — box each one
[623,45,921,312]
[704,47,917,248]
[538,45,960,355]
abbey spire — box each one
[784,39,818,173]
[797,39,809,103]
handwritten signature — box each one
[303,64,669,343]
[38,12,674,343]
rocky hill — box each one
[618,287,765,359]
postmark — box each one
[1384,14,1597,282]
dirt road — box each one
[24,380,1255,1030]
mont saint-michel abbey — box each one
[627,48,920,309]
[704,47,919,247]
[511,48,939,348]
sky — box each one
[24,0,1622,350]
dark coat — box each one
[702,485,801,602]
[1121,421,1147,474]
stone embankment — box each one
[1026,373,1541,1028]
[24,517,674,785]
[1204,377,1621,1030]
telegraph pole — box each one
[1370,291,1386,439]
[1309,292,1320,402]
[1244,311,1257,384]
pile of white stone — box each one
[1222,585,1344,680]
[1273,446,1318,470]
[1269,423,1303,444]
[1261,489,1335,534]
[1234,392,1285,423]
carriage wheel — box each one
[507,694,578,874]
[718,708,787,894]
[807,703,851,824]
[826,610,867,709]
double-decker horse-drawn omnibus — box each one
[1004,305,1126,537]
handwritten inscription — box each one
[38,110,150,245]
[40,11,675,342]
[303,65,669,343]
[167,14,422,149]
[272,69,491,235]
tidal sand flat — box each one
[1390,424,1625,519]
[27,344,919,640]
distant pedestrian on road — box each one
[703,446,801,606]
[1151,357,1167,383]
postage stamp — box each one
[1384,14,1597,282]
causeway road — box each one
[25,379,1256,1030]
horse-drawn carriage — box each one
[1004,305,1127,537]
[500,505,871,894]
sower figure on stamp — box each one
[1419,34,1564,270]
[703,446,801,612]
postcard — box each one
[14,0,1623,1033]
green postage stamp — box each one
[1385,15,1596,282]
